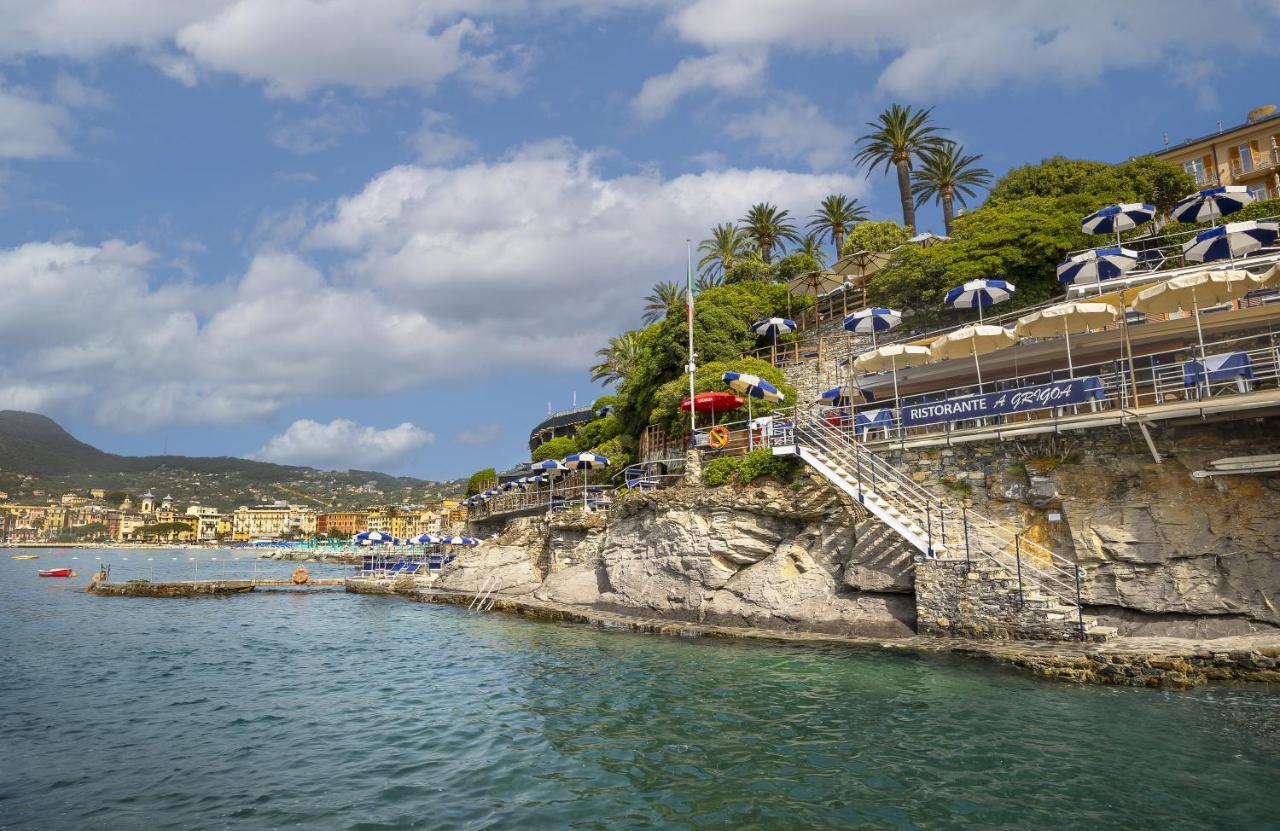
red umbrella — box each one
[681,391,745,413]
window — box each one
[1237,142,1256,173]
[1247,183,1270,201]
[1183,158,1207,184]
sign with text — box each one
[899,378,1100,427]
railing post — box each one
[939,501,946,543]
[962,506,970,568]
[1014,535,1024,607]
[855,451,864,504]
[1074,565,1086,641]
[925,504,933,558]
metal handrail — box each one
[612,458,687,491]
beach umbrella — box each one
[928,324,1019,391]
[842,307,902,348]
[832,249,893,310]
[1057,246,1139,290]
[531,459,567,474]
[944,279,1015,323]
[1171,186,1253,226]
[785,269,846,317]
[439,536,480,546]
[361,530,395,545]
[852,343,932,423]
[1256,263,1280,289]
[1081,202,1155,244]
[1015,301,1120,378]
[750,316,797,358]
[1131,269,1259,395]
[681,391,744,430]
[722,371,785,450]
[410,533,440,545]
[563,452,610,470]
[905,232,950,248]
[1181,220,1280,264]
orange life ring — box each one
[292,567,309,584]
[708,425,730,448]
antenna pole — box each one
[686,239,697,442]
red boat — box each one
[38,568,76,578]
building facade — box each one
[1154,106,1280,201]
[232,503,317,540]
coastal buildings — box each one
[1154,105,1280,199]
[316,510,368,537]
[231,502,317,541]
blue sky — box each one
[0,0,1277,480]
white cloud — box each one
[268,98,367,154]
[723,94,850,172]
[0,145,857,431]
[255,418,435,470]
[0,85,73,159]
[409,109,476,164]
[456,424,500,446]
[663,0,1277,97]
[632,51,765,120]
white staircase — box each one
[775,412,1111,641]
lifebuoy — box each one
[292,566,309,584]
[708,425,730,448]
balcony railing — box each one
[1230,149,1280,179]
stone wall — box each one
[915,559,1095,642]
[878,418,1280,636]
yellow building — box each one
[1154,105,1280,200]
[232,503,317,540]
[366,507,408,539]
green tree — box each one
[806,194,868,255]
[791,233,830,269]
[853,104,949,230]
[590,330,645,387]
[465,467,495,497]
[697,222,751,280]
[774,252,824,284]
[531,436,576,463]
[722,253,775,285]
[738,202,800,264]
[573,415,622,451]
[987,155,1195,214]
[911,141,992,234]
[642,280,684,325]
[841,219,910,256]
[649,357,795,436]
[694,271,724,293]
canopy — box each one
[1171,186,1253,225]
[1130,269,1258,315]
[1182,220,1279,263]
[852,343,932,373]
[928,323,1018,390]
[722,371,784,401]
[1015,301,1120,378]
[1057,246,1138,287]
[681,391,745,413]
[1081,203,1155,236]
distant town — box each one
[0,487,464,544]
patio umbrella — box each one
[1171,186,1254,226]
[832,250,893,310]
[786,269,846,317]
[532,458,567,513]
[1014,301,1120,378]
[722,371,784,450]
[439,536,480,546]
[410,533,441,545]
[1081,203,1156,245]
[751,316,797,358]
[1182,220,1280,264]
[842,307,901,348]
[563,452,611,509]
[905,232,950,248]
[927,324,1019,391]
[1057,246,1138,291]
[944,279,1015,323]
[852,343,932,423]
[681,391,745,430]
[1130,269,1259,395]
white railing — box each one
[468,480,615,520]
[612,458,686,492]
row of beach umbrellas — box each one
[353,530,479,546]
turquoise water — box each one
[2,550,1278,830]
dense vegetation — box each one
[703,450,800,487]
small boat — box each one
[38,568,76,578]
[11,554,38,560]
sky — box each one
[0,0,1277,480]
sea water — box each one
[1,549,1277,830]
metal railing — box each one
[468,479,615,520]
[613,457,686,492]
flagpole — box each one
[686,240,697,444]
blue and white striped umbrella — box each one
[750,317,797,337]
[721,371,784,402]
[531,459,567,475]
[944,279,1016,322]
[1056,246,1139,287]
[842,307,901,346]
[1182,220,1280,263]
[563,452,610,470]
[358,530,395,544]
[439,536,480,546]
[1081,203,1155,237]
[1171,186,1253,225]
[409,534,440,545]
[818,385,863,406]
[500,480,522,491]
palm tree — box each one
[853,104,949,231]
[694,271,723,293]
[641,280,683,325]
[697,222,749,280]
[794,232,830,269]
[911,141,992,234]
[590,331,643,387]
[806,194,868,256]
[738,202,800,264]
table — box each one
[854,408,895,439]
[1183,352,1254,397]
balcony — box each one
[1230,149,1280,181]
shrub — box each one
[574,415,621,451]
[465,467,495,496]
[703,449,798,487]
[531,436,576,463]
[649,356,795,437]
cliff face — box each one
[445,473,919,638]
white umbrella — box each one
[928,324,1019,391]
[944,279,1015,323]
[1015,301,1120,378]
[1130,269,1260,395]
[852,343,932,425]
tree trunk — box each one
[762,241,772,264]
[896,159,915,231]
[942,189,954,235]
[834,228,844,257]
